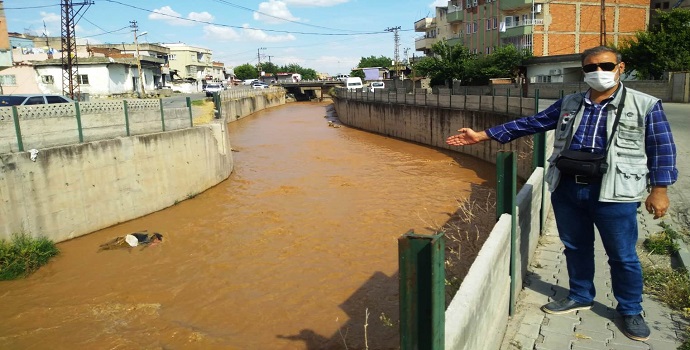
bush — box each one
[0,233,59,280]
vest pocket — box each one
[616,125,643,149]
[614,163,648,198]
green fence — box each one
[397,90,548,348]
[1,98,194,154]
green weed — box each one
[0,233,59,280]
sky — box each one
[6,0,450,76]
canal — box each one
[0,101,496,349]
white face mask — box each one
[584,70,618,92]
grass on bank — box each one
[640,221,690,349]
[0,233,59,280]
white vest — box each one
[544,85,659,202]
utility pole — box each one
[600,0,606,45]
[385,26,401,80]
[257,47,266,78]
[130,20,146,97]
[61,0,93,100]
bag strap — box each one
[564,86,626,153]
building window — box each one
[486,19,492,30]
[473,22,478,33]
[505,16,514,27]
[493,17,498,29]
[41,75,54,84]
[537,75,552,83]
[662,1,670,8]
[77,74,89,85]
[0,75,17,85]
[466,23,472,34]
[169,54,177,60]
[485,47,491,54]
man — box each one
[446,46,677,341]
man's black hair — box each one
[581,46,622,65]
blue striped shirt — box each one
[486,91,678,186]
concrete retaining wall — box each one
[1,91,286,243]
[0,120,233,242]
[219,89,286,122]
[332,93,538,180]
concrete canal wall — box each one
[332,93,553,350]
[1,91,285,243]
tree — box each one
[619,9,690,80]
[414,40,475,86]
[357,55,393,69]
[469,45,532,85]
[234,64,258,80]
[260,62,279,75]
[279,63,318,80]
[350,69,365,79]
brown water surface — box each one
[0,102,494,349]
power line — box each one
[212,0,366,33]
[102,0,389,36]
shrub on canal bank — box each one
[0,233,59,280]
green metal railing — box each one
[399,231,445,349]
[396,89,548,345]
[6,99,194,154]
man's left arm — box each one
[644,101,678,219]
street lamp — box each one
[134,31,148,97]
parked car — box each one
[369,81,385,92]
[243,79,260,86]
[335,74,349,82]
[0,94,74,106]
[204,83,224,97]
[251,82,270,89]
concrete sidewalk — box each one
[500,209,687,350]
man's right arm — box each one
[446,99,563,146]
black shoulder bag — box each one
[555,87,626,178]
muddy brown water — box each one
[0,102,495,349]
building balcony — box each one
[415,36,437,51]
[447,8,464,23]
[500,0,536,11]
[499,19,543,38]
[414,17,436,32]
[447,34,464,47]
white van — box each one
[335,74,349,82]
[345,77,363,91]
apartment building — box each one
[161,43,214,82]
[415,0,650,81]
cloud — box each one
[188,12,214,23]
[254,1,299,24]
[149,6,214,26]
[203,25,241,41]
[284,0,349,6]
[242,24,296,43]
[428,0,448,8]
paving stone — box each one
[578,309,614,333]
[572,325,612,343]
[541,314,580,334]
[645,337,679,350]
[539,328,576,349]
[571,338,608,349]
[608,332,652,349]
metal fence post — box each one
[507,89,511,114]
[11,106,23,152]
[75,102,83,142]
[496,151,517,316]
[159,98,166,131]
[399,231,445,350]
[186,97,193,127]
[123,100,131,136]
